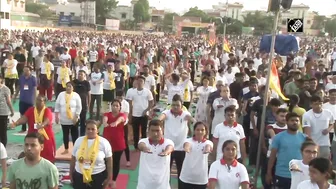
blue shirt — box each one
[271,131,306,178]
[19,75,37,105]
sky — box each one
[118,0,336,16]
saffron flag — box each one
[223,38,231,53]
[208,23,216,47]
[269,62,289,101]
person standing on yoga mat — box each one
[11,95,56,163]
[55,81,82,155]
[116,90,131,167]
[137,119,174,189]
[102,99,127,189]
[70,120,113,189]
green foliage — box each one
[325,18,336,37]
[163,12,179,32]
[242,11,274,35]
[183,7,209,23]
[76,0,118,25]
[311,15,327,29]
[25,3,54,19]
[120,19,135,30]
[133,0,150,23]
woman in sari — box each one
[10,95,56,163]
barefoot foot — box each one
[126,161,131,167]
[61,150,69,155]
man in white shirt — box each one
[294,51,306,69]
[137,120,174,189]
[89,47,98,71]
[158,94,195,188]
[303,95,335,159]
[89,64,104,121]
[126,76,154,150]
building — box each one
[49,1,96,25]
[278,4,318,35]
[0,0,11,29]
[204,2,244,21]
[150,8,164,23]
[10,0,41,28]
[110,0,138,21]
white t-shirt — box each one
[182,80,194,102]
[323,102,336,134]
[213,122,245,160]
[325,83,336,92]
[212,98,239,133]
[179,138,213,185]
[102,71,117,90]
[60,53,71,62]
[40,62,55,75]
[56,67,72,84]
[294,56,306,68]
[55,91,82,125]
[89,50,98,62]
[75,66,89,79]
[89,72,104,95]
[297,180,336,189]
[126,88,154,117]
[166,79,189,104]
[3,59,18,76]
[121,99,130,125]
[0,142,7,159]
[31,46,41,58]
[162,110,190,151]
[302,109,334,146]
[137,138,174,189]
[290,159,310,189]
[72,136,112,175]
[144,75,156,90]
[209,159,249,189]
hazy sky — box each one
[118,0,336,16]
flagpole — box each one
[222,0,228,52]
[253,9,280,187]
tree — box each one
[242,11,273,35]
[311,12,327,30]
[133,0,150,23]
[325,18,336,37]
[163,12,179,32]
[25,3,54,19]
[76,0,118,25]
[183,7,209,22]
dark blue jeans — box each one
[274,175,291,189]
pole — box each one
[253,9,280,188]
[222,0,228,52]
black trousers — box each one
[124,125,130,161]
[249,133,259,166]
[274,175,291,189]
[19,101,33,132]
[113,150,123,181]
[0,115,8,146]
[78,110,87,136]
[180,181,207,189]
[73,170,107,189]
[5,78,16,96]
[90,62,95,72]
[56,83,66,100]
[156,83,161,102]
[61,124,79,149]
[89,94,102,121]
[132,116,148,149]
[170,151,186,189]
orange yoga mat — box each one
[55,143,73,161]
[106,174,129,189]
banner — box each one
[105,19,120,30]
[58,15,72,26]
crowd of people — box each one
[0,28,335,189]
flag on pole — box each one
[269,61,289,100]
[223,38,231,53]
[208,23,216,47]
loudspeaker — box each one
[281,0,293,9]
[268,0,280,12]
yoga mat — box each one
[106,174,129,189]
[12,132,27,136]
[120,150,140,170]
[55,143,73,161]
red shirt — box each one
[69,48,77,59]
[98,50,105,61]
[103,112,127,152]
[25,107,56,162]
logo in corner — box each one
[287,18,304,33]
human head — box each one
[222,140,237,160]
[309,157,336,183]
[171,94,183,112]
[111,99,122,113]
[85,119,99,139]
[24,132,44,161]
[224,106,236,123]
[193,122,208,139]
[310,95,323,112]
[35,95,46,109]
[269,98,282,112]
[137,76,145,89]
[148,119,163,141]
[249,78,258,92]
[201,76,210,87]
[329,89,336,103]
[93,63,100,73]
[309,78,318,90]
[220,85,230,98]
[301,138,318,164]
[66,82,74,93]
[23,66,32,77]
[216,80,224,91]
[116,90,124,101]
[77,70,86,81]
[143,65,150,75]
[286,112,300,131]
[275,108,288,125]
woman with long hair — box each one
[208,140,249,189]
[195,76,215,123]
[179,122,213,189]
[297,157,336,189]
[102,99,127,189]
[55,82,82,155]
[70,120,112,189]
[287,94,306,131]
[290,138,318,189]
[11,95,56,162]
